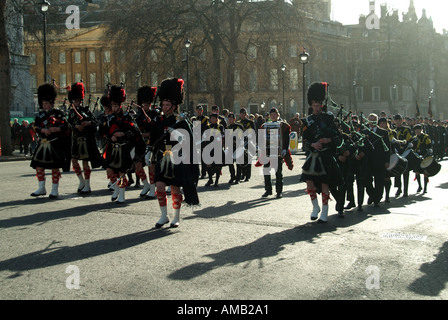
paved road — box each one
[0,152,447,303]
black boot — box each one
[416,175,422,193]
[423,177,428,193]
[384,180,391,203]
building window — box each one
[198,49,206,61]
[248,45,257,60]
[29,53,36,65]
[199,70,207,92]
[104,51,111,63]
[390,86,398,101]
[59,73,66,91]
[30,74,37,90]
[89,73,96,92]
[58,52,66,64]
[289,45,297,58]
[75,73,82,83]
[150,50,158,62]
[290,68,298,90]
[88,51,95,63]
[151,72,158,87]
[403,86,413,101]
[269,69,278,91]
[323,48,328,61]
[234,70,240,92]
[269,45,277,59]
[249,69,257,92]
[372,87,380,101]
[74,51,81,64]
[104,73,111,86]
[46,53,51,64]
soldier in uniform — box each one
[412,124,432,193]
[104,85,143,204]
[203,113,225,187]
[393,114,413,197]
[191,105,210,179]
[134,85,158,199]
[259,107,291,199]
[210,105,228,129]
[30,83,70,199]
[226,113,244,184]
[237,108,256,182]
[150,78,199,228]
[301,82,343,222]
[378,117,398,203]
[67,82,103,194]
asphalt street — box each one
[0,151,447,303]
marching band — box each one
[28,80,446,227]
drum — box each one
[387,153,408,176]
[401,149,422,172]
[420,156,441,177]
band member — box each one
[378,117,397,203]
[329,118,353,217]
[134,85,158,199]
[301,82,343,223]
[204,113,225,187]
[393,114,413,197]
[150,78,199,228]
[362,113,391,207]
[104,85,142,204]
[237,108,256,182]
[344,117,368,212]
[210,105,228,129]
[260,107,291,199]
[226,113,244,184]
[67,82,103,194]
[30,83,70,199]
[412,124,432,193]
[191,105,210,179]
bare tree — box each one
[0,0,12,156]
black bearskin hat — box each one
[157,78,184,106]
[37,83,57,108]
[137,85,157,105]
[109,85,126,104]
[68,82,85,102]
[100,95,111,110]
[307,81,327,106]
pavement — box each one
[0,147,448,305]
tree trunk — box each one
[0,0,12,156]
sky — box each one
[331,0,448,34]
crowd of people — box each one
[10,118,37,156]
[26,79,445,227]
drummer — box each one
[393,114,413,198]
[412,124,432,194]
[378,117,397,203]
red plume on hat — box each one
[157,78,184,105]
[109,85,126,103]
[68,82,85,102]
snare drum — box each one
[420,156,441,177]
[387,153,408,176]
[401,149,422,172]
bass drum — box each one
[387,153,408,177]
[420,156,441,177]
[401,149,422,172]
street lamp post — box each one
[281,63,286,116]
[40,0,50,83]
[299,48,310,116]
[184,39,191,114]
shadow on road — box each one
[169,212,371,281]
[0,228,172,274]
[408,240,448,297]
[0,195,144,229]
